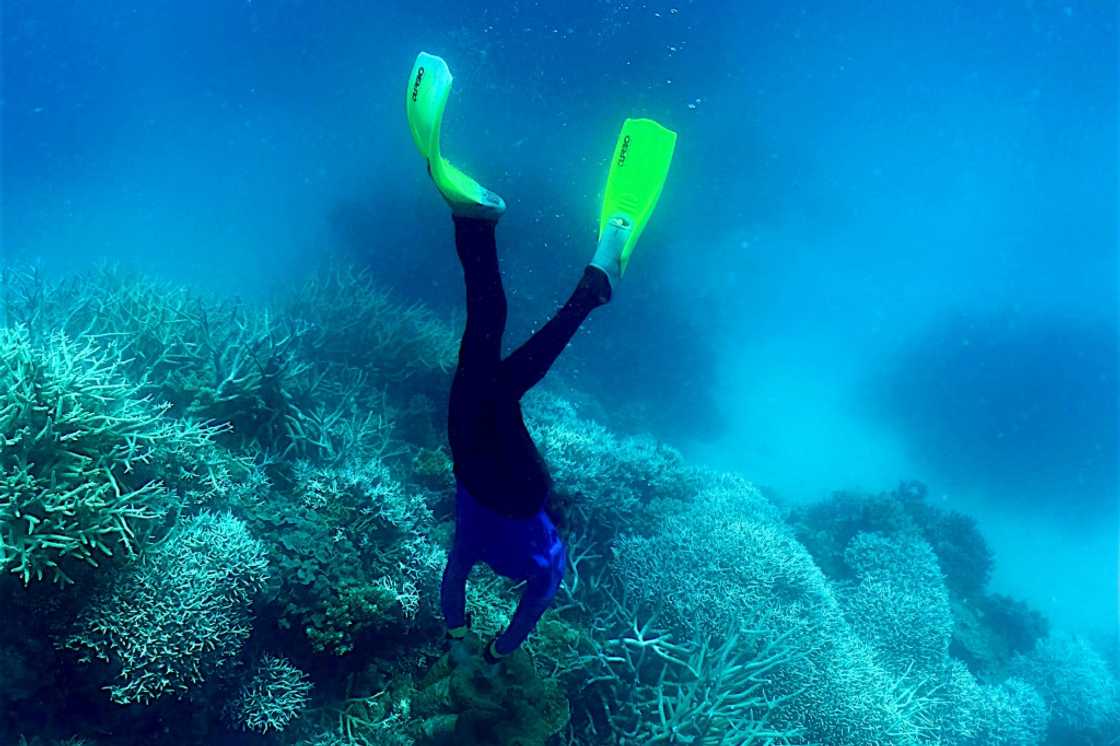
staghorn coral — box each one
[791,480,994,600]
[63,511,269,704]
[1010,632,1120,741]
[286,456,444,650]
[568,593,807,744]
[1,264,452,464]
[227,654,313,734]
[614,501,819,639]
[2,265,342,460]
[524,392,720,544]
[982,677,1049,744]
[305,578,420,654]
[611,495,927,744]
[292,456,430,538]
[839,531,954,676]
[0,326,200,584]
[928,659,1049,745]
[285,265,458,383]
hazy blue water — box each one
[3,0,1116,640]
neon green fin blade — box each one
[405,51,495,211]
[598,118,678,272]
[406,52,452,160]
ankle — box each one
[582,265,613,304]
[589,215,631,289]
[449,200,505,222]
[429,159,506,221]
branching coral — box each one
[227,654,313,734]
[170,303,321,455]
[977,677,1049,745]
[928,659,1049,745]
[2,265,436,465]
[293,456,430,538]
[573,595,807,745]
[524,393,718,544]
[289,455,443,635]
[308,672,416,746]
[614,508,821,639]
[0,326,181,584]
[285,265,458,382]
[2,265,346,460]
[839,531,954,676]
[305,578,420,654]
[248,455,445,655]
[611,495,939,744]
[791,481,994,601]
[1010,632,1120,740]
[63,511,269,704]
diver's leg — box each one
[453,216,507,375]
[498,265,611,399]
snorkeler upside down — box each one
[440,216,612,663]
[405,51,676,664]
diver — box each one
[405,52,676,666]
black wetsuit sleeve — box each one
[499,266,611,400]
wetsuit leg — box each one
[499,266,611,399]
[444,218,507,633]
[452,216,506,374]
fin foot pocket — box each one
[406,51,505,221]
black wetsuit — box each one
[441,215,609,655]
[446,216,609,518]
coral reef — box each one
[0,326,205,585]
[63,511,269,704]
[790,480,1054,685]
[1,266,1116,745]
[1011,633,1120,742]
[839,531,953,675]
[227,654,314,733]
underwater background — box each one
[2,0,1117,744]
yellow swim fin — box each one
[597,118,677,276]
[405,52,505,219]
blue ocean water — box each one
[2,1,1117,744]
